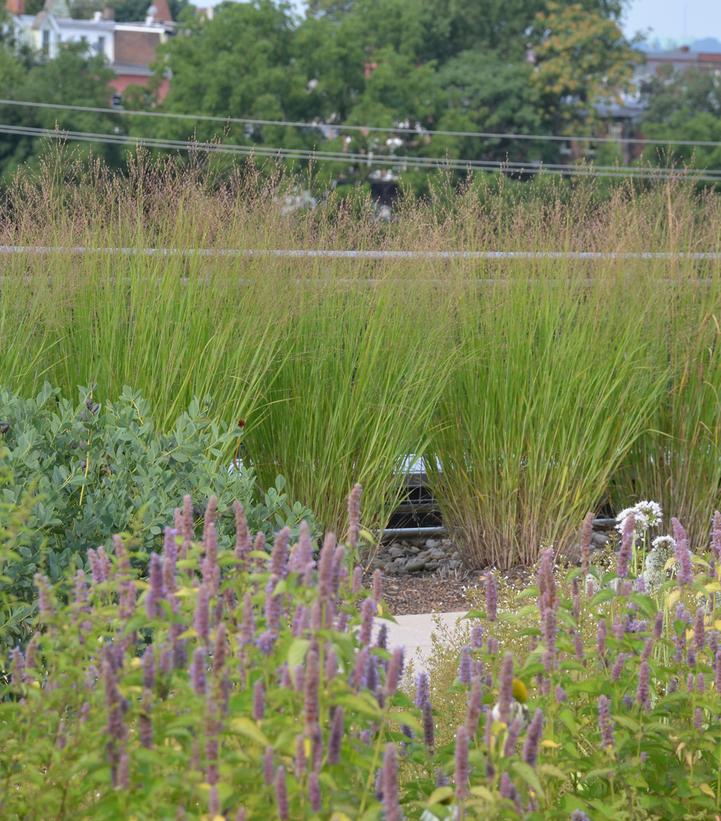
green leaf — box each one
[287,638,310,669]
[511,761,545,799]
[230,717,270,747]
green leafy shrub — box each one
[4,492,721,818]
[0,384,312,601]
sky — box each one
[623,0,721,44]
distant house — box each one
[4,0,173,102]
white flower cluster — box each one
[641,534,677,592]
[616,500,663,535]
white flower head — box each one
[616,500,663,535]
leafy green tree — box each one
[0,43,121,179]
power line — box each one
[2,122,721,182]
[2,96,721,149]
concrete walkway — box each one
[376,610,474,671]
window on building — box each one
[95,36,105,55]
[41,28,50,55]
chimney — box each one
[102,5,114,18]
[6,0,26,14]
[147,0,172,22]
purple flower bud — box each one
[294,733,306,780]
[372,568,382,604]
[611,653,627,682]
[291,604,307,638]
[270,528,290,579]
[688,647,697,667]
[538,548,557,614]
[597,619,607,659]
[146,553,164,619]
[422,700,435,751]
[115,747,129,789]
[194,585,210,645]
[359,597,376,646]
[352,646,369,691]
[386,647,403,696]
[642,638,654,661]
[289,520,313,575]
[275,766,289,820]
[715,650,721,693]
[309,770,321,812]
[498,653,513,724]
[470,624,483,649]
[612,617,625,641]
[485,572,498,621]
[522,709,543,766]
[351,565,363,594]
[213,623,227,675]
[331,546,346,597]
[367,654,379,695]
[376,623,388,651]
[382,743,401,821]
[617,514,635,578]
[318,534,336,600]
[653,611,664,640]
[598,694,614,748]
[240,592,254,646]
[454,725,470,799]
[697,671,705,694]
[140,691,152,749]
[695,707,704,730]
[328,706,344,764]
[543,609,557,671]
[574,630,585,661]
[201,522,220,595]
[325,645,338,681]
[695,608,706,651]
[464,674,482,733]
[142,645,155,690]
[265,580,282,635]
[347,483,362,550]
[668,676,679,694]
[309,722,323,771]
[234,501,251,568]
[252,531,267,571]
[253,679,265,720]
[636,660,650,708]
[674,628,686,663]
[162,529,178,594]
[263,747,274,786]
[458,646,473,685]
[190,648,206,696]
[304,647,320,728]
[571,812,591,821]
[713,511,721,560]
[256,630,275,655]
[555,684,567,702]
[671,517,693,585]
[415,671,431,708]
[209,785,220,817]
[294,665,305,693]
[504,716,522,756]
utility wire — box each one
[2,97,721,149]
[2,123,720,181]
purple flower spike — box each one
[617,513,635,579]
[146,553,164,618]
[351,565,363,595]
[598,694,614,749]
[382,743,401,821]
[694,707,704,730]
[142,645,155,690]
[263,747,274,786]
[485,572,498,621]
[317,534,336,600]
[234,501,251,568]
[458,646,473,685]
[712,511,721,561]
[270,528,290,579]
[294,733,306,780]
[240,592,255,646]
[309,770,321,812]
[470,624,483,649]
[275,766,289,821]
[34,573,53,619]
[253,679,265,720]
[597,619,607,658]
[359,597,376,646]
[372,569,382,603]
[498,653,514,724]
[386,647,403,697]
[10,647,26,687]
[348,483,362,551]
[653,611,664,640]
[423,700,435,751]
[671,517,693,585]
[376,623,388,651]
[325,645,338,682]
[504,717,522,757]
[194,585,210,645]
[694,608,706,651]
[611,653,627,682]
[190,647,206,696]
[304,647,320,729]
[415,671,431,708]
[466,676,482,735]
[522,709,543,766]
[352,646,369,692]
[454,725,470,799]
[328,706,344,764]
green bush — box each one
[0,384,312,603]
[4,493,721,818]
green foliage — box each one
[3,495,721,818]
[0,384,312,602]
